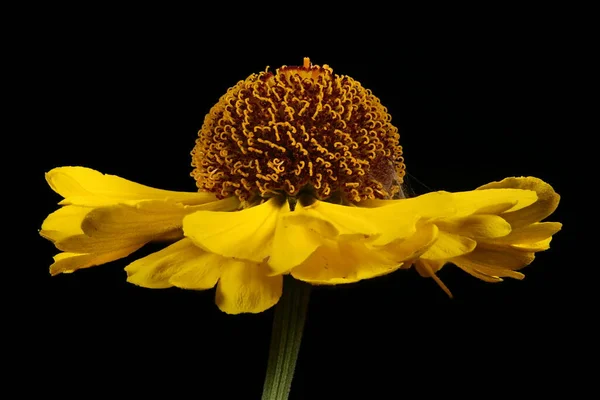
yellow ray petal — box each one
[477,177,560,228]
[43,203,171,254]
[453,266,504,283]
[268,214,329,275]
[40,206,91,242]
[82,197,238,240]
[419,231,477,260]
[489,222,562,244]
[435,214,512,239]
[473,265,525,280]
[291,240,402,285]
[472,201,519,215]
[47,166,219,206]
[184,198,284,263]
[125,238,220,289]
[269,197,443,274]
[452,257,526,281]
[55,234,146,254]
[291,201,380,238]
[268,201,381,274]
[456,244,536,271]
[215,260,283,314]
[451,188,538,217]
[358,192,460,245]
[169,253,225,290]
[50,244,143,275]
[53,203,189,254]
[510,238,553,252]
[360,206,421,246]
[358,191,455,214]
[378,223,439,263]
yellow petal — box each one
[215,260,282,314]
[489,222,562,244]
[355,197,447,246]
[291,240,402,285]
[47,166,219,206]
[291,201,380,238]
[268,214,328,275]
[452,257,526,282]
[184,198,284,263]
[359,192,464,245]
[268,197,444,274]
[452,188,538,217]
[82,197,237,240]
[456,244,536,270]
[81,201,187,239]
[378,223,439,263]
[268,201,381,274]
[472,201,520,215]
[41,196,238,255]
[477,177,560,228]
[169,254,224,290]
[473,265,525,281]
[125,238,219,289]
[53,201,191,253]
[50,244,143,275]
[42,204,153,254]
[358,191,455,215]
[435,215,512,239]
[55,234,145,254]
[40,206,91,242]
[453,266,504,283]
[420,231,477,260]
[510,238,553,252]
[362,188,535,217]
[362,205,421,246]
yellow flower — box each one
[41,58,561,314]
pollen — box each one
[191,58,406,206]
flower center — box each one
[191,58,405,206]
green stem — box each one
[261,277,311,400]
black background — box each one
[21,13,584,400]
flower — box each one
[41,58,561,314]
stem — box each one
[261,277,311,400]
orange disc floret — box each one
[191,58,405,205]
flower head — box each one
[41,58,561,314]
[191,57,405,206]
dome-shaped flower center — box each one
[191,58,405,206]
